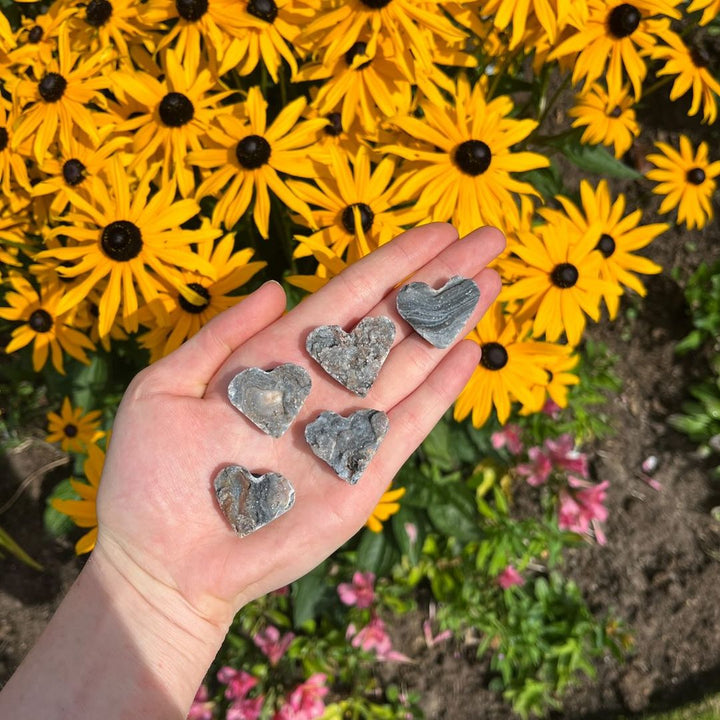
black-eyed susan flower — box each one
[539,180,665,319]
[646,136,720,230]
[0,101,30,209]
[138,232,266,360]
[9,5,75,68]
[366,485,405,533]
[0,274,95,373]
[288,146,427,264]
[549,0,681,99]
[51,440,105,554]
[385,75,549,237]
[38,159,220,337]
[687,0,720,24]
[568,83,639,158]
[454,303,552,427]
[46,397,104,453]
[188,87,326,236]
[9,27,111,162]
[110,49,231,197]
[500,220,621,345]
[519,346,580,415]
[651,32,720,124]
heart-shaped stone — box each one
[228,364,311,438]
[396,276,480,348]
[305,409,389,484]
[306,316,395,397]
[214,465,295,537]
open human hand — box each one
[94,223,504,631]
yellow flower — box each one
[687,0,720,24]
[549,0,681,99]
[366,486,405,533]
[646,136,720,231]
[138,232,266,361]
[9,27,110,162]
[9,5,76,68]
[568,83,639,158]
[651,32,720,124]
[188,86,326,236]
[385,75,548,236]
[46,397,104,453]
[52,441,106,555]
[39,158,220,337]
[287,233,349,294]
[288,145,427,265]
[500,220,621,345]
[539,180,665,319]
[454,304,552,427]
[0,102,30,211]
[518,345,580,415]
[0,274,95,373]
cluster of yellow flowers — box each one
[2,0,719,481]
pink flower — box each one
[217,668,258,700]
[404,522,418,546]
[347,615,412,662]
[253,625,295,666]
[558,477,609,544]
[541,399,562,418]
[491,424,523,454]
[187,686,214,720]
[544,435,588,478]
[496,565,525,589]
[273,674,329,720]
[516,446,552,486]
[337,571,375,608]
[422,619,452,648]
[227,696,264,720]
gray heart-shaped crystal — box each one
[214,465,295,537]
[396,276,480,348]
[305,409,389,484]
[306,316,395,397]
[228,364,311,437]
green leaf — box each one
[356,527,396,575]
[517,162,564,199]
[290,562,328,628]
[0,526,43,571]
[545,131,641,179]
[44,478,78,537]
[427,489,481,542]
[390,505,425,565]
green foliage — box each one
[0,525,43,570]
[676,260,720,355]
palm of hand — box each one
[95,224,504,623]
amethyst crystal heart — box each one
[396,276,480,348]
[306,316,395,397]
[214,465,295,537]
[228,364,311,438]
[305,409,389,484]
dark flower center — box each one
[690,45,710,69]
[28,25,43,43]
[0,127,8,152]
[38,72,67,103]
[179,282,211,313]
[609,106,622,118]
[175,0,208,21]
[551,262,579,288]
[608,3,640,39]
[235,134,271,169]
[85,0,113,27]
[345,41,372,69]
[341,203,374,234]
[324,112,343,136]
[360,0,392,7]
[63,423,78,438]
[29,308,53,333]
[453,140,492,176]
[62,158,86,186]
[596,233,616,258]
[686,167,706,185]
[101,220,143,261]
[159,92,195,127]
[480,342,508,370]
[247,0,278,22]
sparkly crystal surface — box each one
[304,409,389,484]
[228,364,311,438]
[305,316,395,397]
[395,276,480,348]
[214,465,295,537]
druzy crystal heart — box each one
[214,465,295,538]
[228,364,311,438]
[306,316,395,397]
[305,409,389,484]
[396,276,480,348]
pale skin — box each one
[0,223,504,719]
